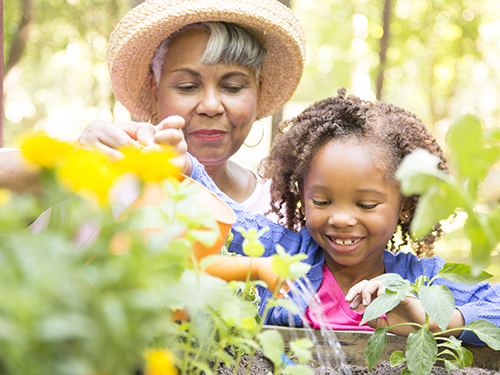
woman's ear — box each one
[399,197,415,223]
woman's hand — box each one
[77,116,192,175]
[345,279,465,337]
[77,120,156,159]
[144,116,192,175]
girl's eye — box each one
[311,199,329,206]
[357,203,377,209]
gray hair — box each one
[151,22,267,84]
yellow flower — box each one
[144,349,178,375]
[19,131,73,169]
[116,146,180,183]
[56,149,119,205]
[0,189,12,206]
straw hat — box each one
[106,0,306,121]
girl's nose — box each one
[196,88,224,117]
[328,209,357,228]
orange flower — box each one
[19,131,73,169]
[144,349,178,375]
[56,149,119,205]
[116,146,180,183]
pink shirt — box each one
[303,263,375,331]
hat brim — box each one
[106,0,306,121]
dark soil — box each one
[216,351,500,375]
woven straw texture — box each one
[106,0,306,121]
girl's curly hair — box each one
[259,88,448,257]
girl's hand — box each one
[345,280,465,337]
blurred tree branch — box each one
[376,0,391,101]
[5,0,33,77]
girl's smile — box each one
[302,138,408,279]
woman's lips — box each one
[189,129,227,142]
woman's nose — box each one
[196,88,224,117]
[328,209,357,228]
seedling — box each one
[363,264,500,375]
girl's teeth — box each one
[333,238,360,245]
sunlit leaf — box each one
[361,290,407,325]
[290,338,314,363]
[435,262,492,285]
[396,149,449,196]
[410,182,463,240]
[257,330,285,367]
[365,327,389,370]
[283,364,314,375]
[464,320,500,350]
[389,350,406,367]
[446,114,500,196]
[406,328,438,375]
[419,285,455,333]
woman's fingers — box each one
[78,120,144,159]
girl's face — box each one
[302,139,409,270]
[150,27,260,168]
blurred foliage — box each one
[3,0,500,144]
[3,0,131,144]
[290,0,500,132]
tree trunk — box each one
[376,0,392,101]
[5,0,33,77]
[270,0,290,146]
[1,0,4,147]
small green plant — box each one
[363,264,500,375]
[0,132,314,375]
[396,114,500,275]
[362,114,500,375]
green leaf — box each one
[188,228,218,247]
[290,338,314,363]
[373,273,406,290]
[365,326,389,370]
[242,241,266,257]
[464,214,498,276]
[436,262,492,285]
[445,359,463,373]
[258,330,285,367]
[389,350,406,367]
[410,182,463,240]
[361,291,406,325]
[419,285,455,333]
[446,114,500,196]
[406,328,438,375]
[288,261,311,280]
[396,149,449,196]
[283,364,314,375]
[463,320,500,350]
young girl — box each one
[174,88,500,346]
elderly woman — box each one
[77,0,306,215]
[0,0,305,238]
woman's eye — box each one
[222,85,244,93]
[177,84,198,92]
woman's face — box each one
[151,27,260,168]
